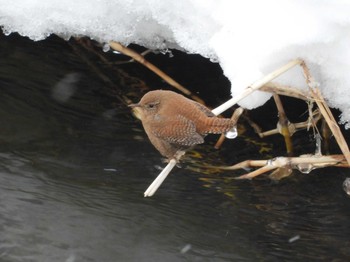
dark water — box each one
[0,33,350,262]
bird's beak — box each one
[129,103,142,120]
[128,103,140,108]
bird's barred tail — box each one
[204,117,236,134]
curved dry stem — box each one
[260,82,310,101]
[211,59,303,116]
[222,154,348,180]
[109,41,205,104]
[273,94,293,155]
[235,165,276,180]
[300,61,350,165]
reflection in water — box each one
[0,34,350,261]
[51,73,81,103]
[343,178,350,196]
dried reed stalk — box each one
[230,154,348,179]
[300,61,350,165]
[109,41,205,104]
[260,82,309,100]
[273,94,293,155]
[211,59,303,116]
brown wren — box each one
[129,90,236,161]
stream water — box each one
[0,33,350,262]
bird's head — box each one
[129,90,166,120]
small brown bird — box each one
[129,90,236,161]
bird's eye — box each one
[146,102,159,109]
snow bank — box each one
[1,0,350,126]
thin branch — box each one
[221,154,348,179]
[273,94,293,155]
[260,82,310,101]
[300,61,350,165]
[211,59,303,116]
[253,109,321,138]
[235,165,277,180]
[109,41,205,104]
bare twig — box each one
[219,154,348,179]
[300,61,350,165]
[211,59,303,116]
[273,94,293,155]
[260,82,310,101]
[251,109,321,138]
[109,41,205,104]
[113,49,153,65]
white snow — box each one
[1,0,350,127]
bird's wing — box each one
[151,114,204,146]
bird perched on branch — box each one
[129,90,236,161]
